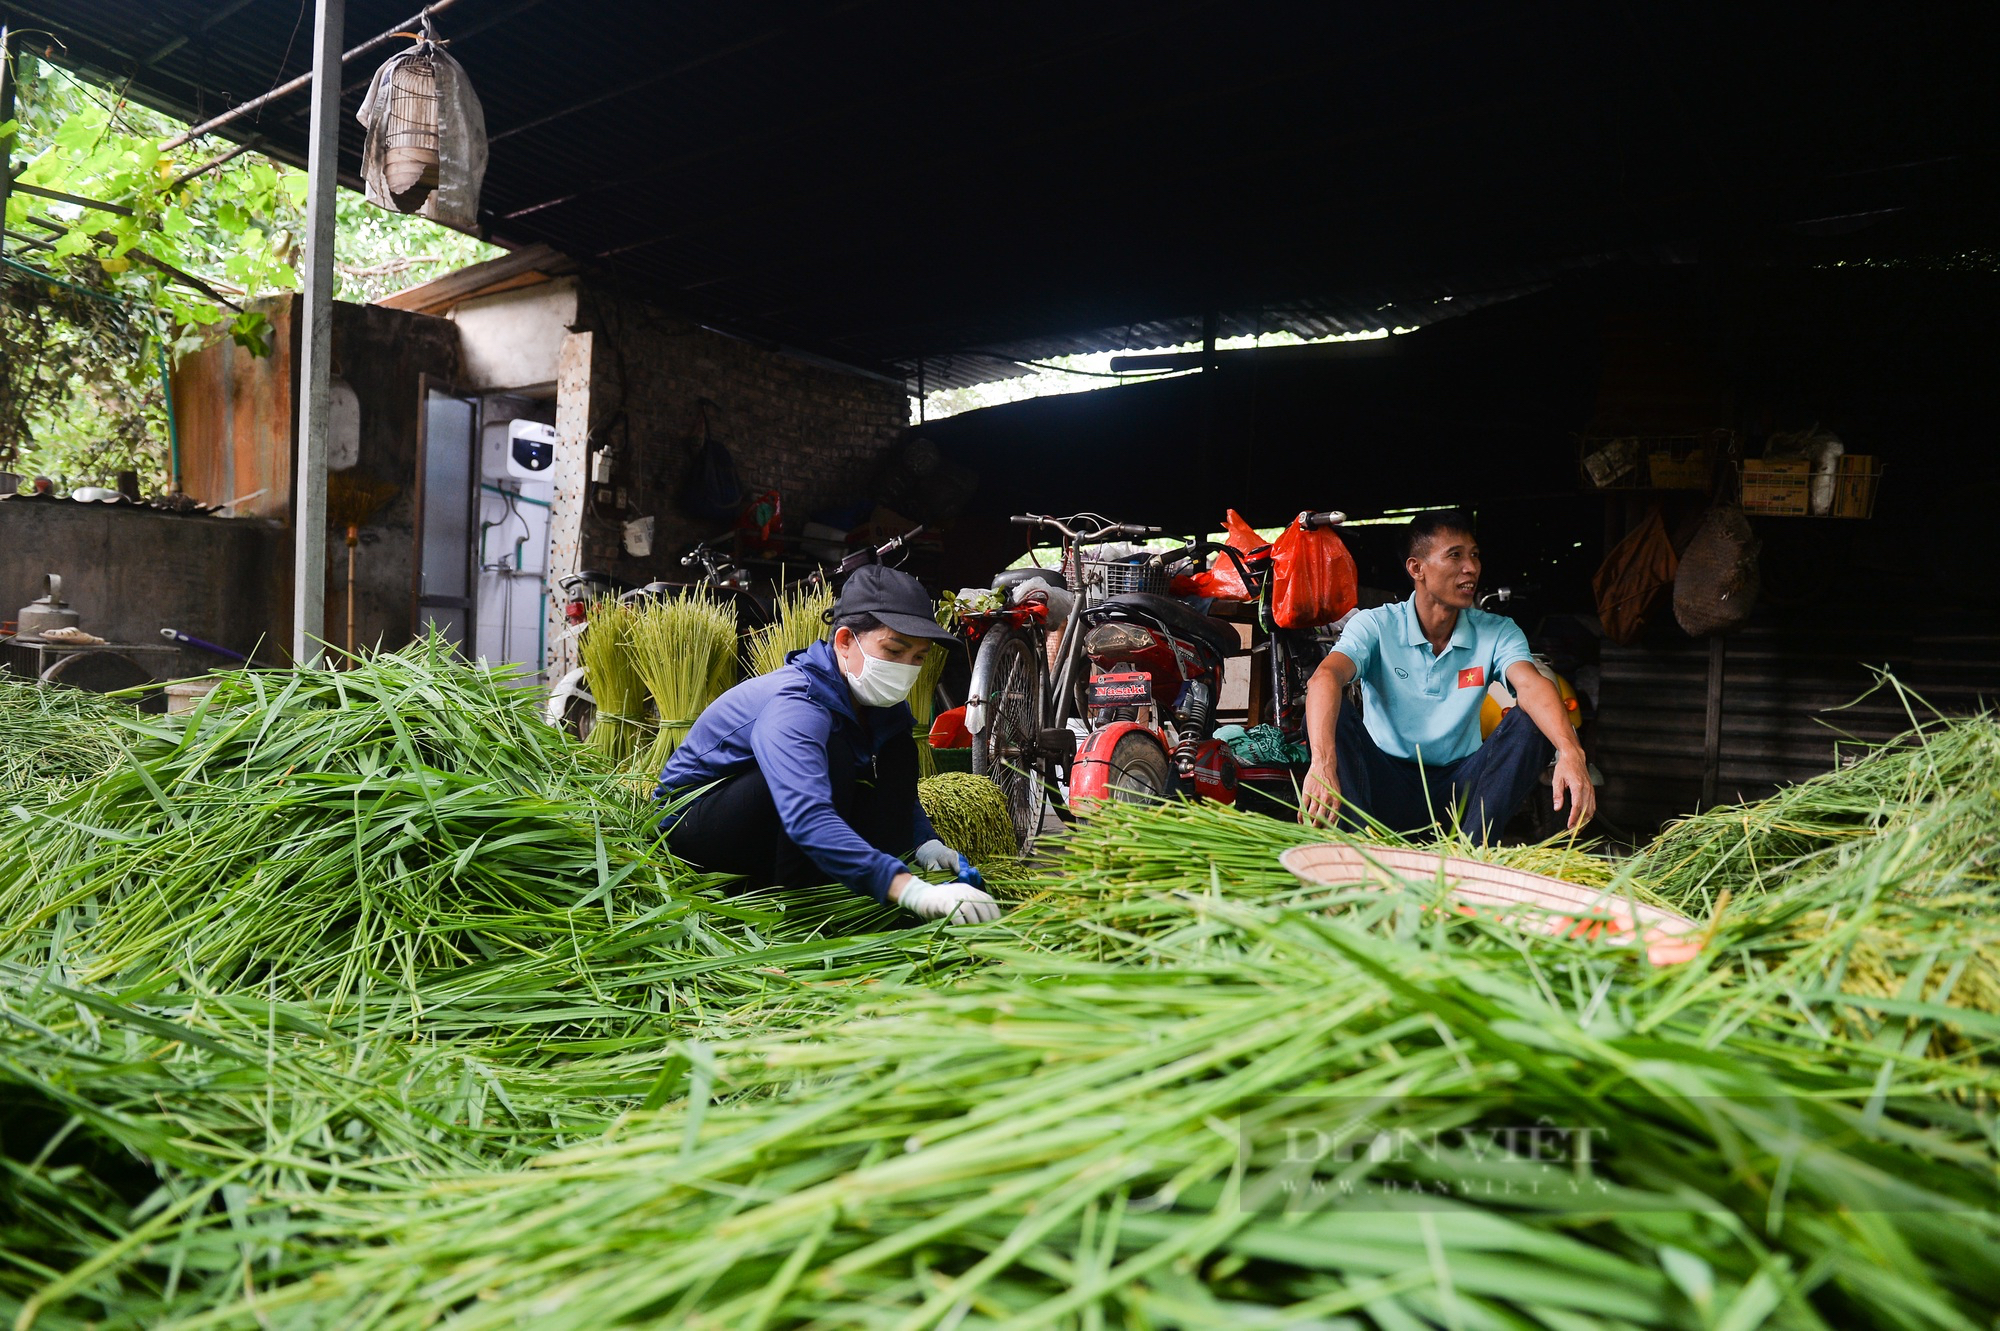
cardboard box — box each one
[1740,458,1808,514]
[1646,449,1710,489]
[1832,455,1880,519]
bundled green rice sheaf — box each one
[580,599,645,767]
[918,771,1018,864]
[747,581,834,677]
[0,675,129,804]
[631,591,739,776]
[0,640,685,1004]
[910,601,961,779]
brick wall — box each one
[569,282,909,578]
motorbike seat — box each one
[1092,593,1240,660]
[992,566,1068,592]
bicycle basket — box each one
[1083,558,1167,601]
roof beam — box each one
[161,0,464,149]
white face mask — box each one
[842,642,922,708]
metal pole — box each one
[292,0,344,665]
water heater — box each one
[484,420,557,481]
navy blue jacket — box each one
[655,638,936,900]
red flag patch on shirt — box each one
[1457,666,1485,690]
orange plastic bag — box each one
[1270,516,1358,628]
[1178,509,1268,600]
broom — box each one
[326,472,400,660]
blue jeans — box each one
[1334,704,1553,843]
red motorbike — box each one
[1066,512,1348,806]
[950,511,1347,845]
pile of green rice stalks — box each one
[71,775,2000,1331]
[0,674,129,805]
[4,669,1998,1330]
[0,639,688,1004]
[1638,699,2000,913]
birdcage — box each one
[358,23,487,227]
[377,51,441,211]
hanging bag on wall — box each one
[1592,506,1679,645]
[1673,505,1761,637]
[682,403,744,522]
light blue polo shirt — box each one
[1331,601,1533,766]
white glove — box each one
[912,839,959,874]
[898,877,1002,925]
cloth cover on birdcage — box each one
[356,40,487,228]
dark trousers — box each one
[1334,704,1553,843]
[661,732,919,890]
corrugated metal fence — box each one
[1594,623,2000,836]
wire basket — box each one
[1071,557,1167,607]
[1577,430,1731,491]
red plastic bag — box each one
[1176,509,1268,600]
[1270,516,1358,628]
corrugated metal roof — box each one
[26,2,1999,386]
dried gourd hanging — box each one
[357,19,487,227]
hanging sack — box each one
[1176,509,1268,600]
[1672,505,1761,637]
[682,405,744,522]
[1592,506,1679,645]
[1270,515,1359,629]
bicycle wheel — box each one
[969,628,1050,848]
[1103,729,1171,803]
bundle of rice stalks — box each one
[632,591,739,776]
[0,640,685,1005]
[747,581,833,676]
[918,771,1018,863]
[0,676,129,805]
[580,599,645,767]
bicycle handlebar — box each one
[1010,513,1165,541]
[1298,510,1347,530]
[835,524,924,574]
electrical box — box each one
[483,420,558,481]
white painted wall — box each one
[450,277,580,391]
